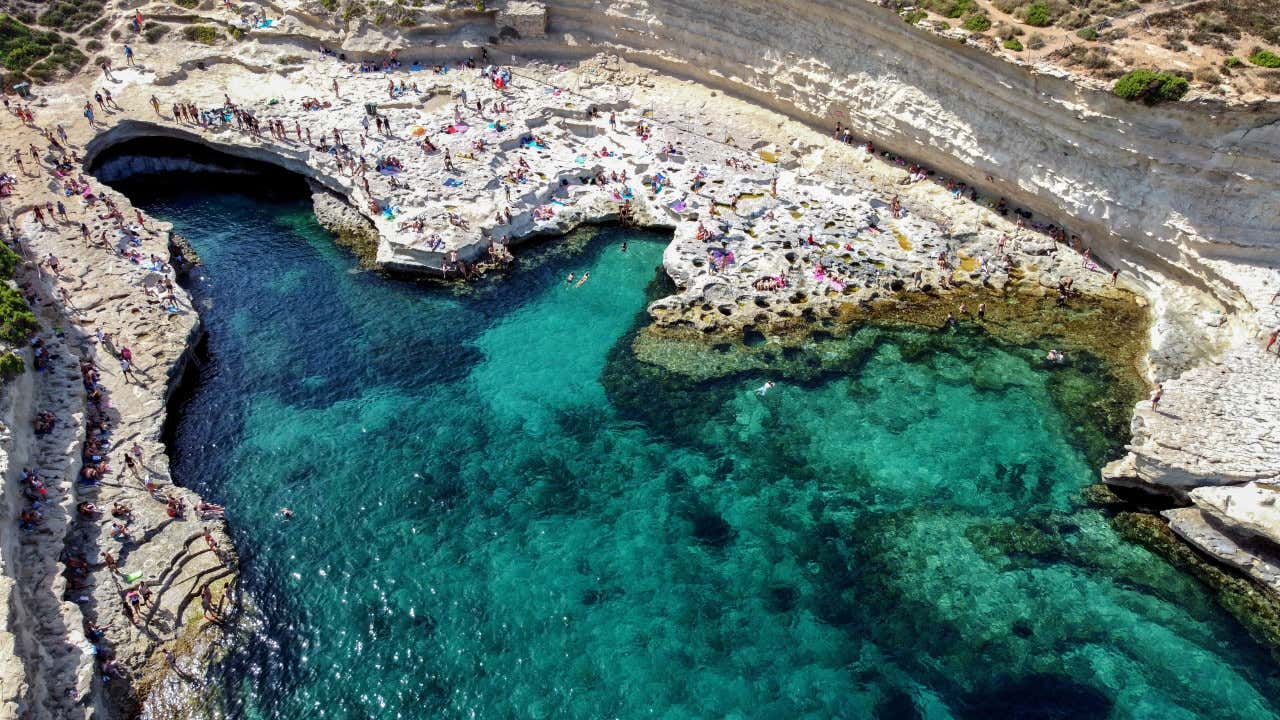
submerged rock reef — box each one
[0,0,1278,715]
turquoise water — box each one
[129,180,1279,719]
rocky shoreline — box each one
[0,0,1277,715]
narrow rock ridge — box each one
[1,107,239,716]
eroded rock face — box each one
[1192,483,1280,549]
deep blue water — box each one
[126,180,1280,720]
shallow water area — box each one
[124,177,1280,720]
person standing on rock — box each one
[124,44,134,66]
[1266,326,1279,354]
[332,79,340,98]
[1151,383,1164,409]
[150,95,161,115]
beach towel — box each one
[668,199,687,212]
[443,178,464,187]
[446,123,469,134]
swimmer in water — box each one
[566,272,574,284]
[280,507,294,520]
[754,381,775,396]
[621,241,628,253]
[575,271,589,288]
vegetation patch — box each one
[0,351,23,378]
[1076,25,1098,41]
[1022,1,1055,27]
[1003,38,1024,51]
[144,23,170,44]
[80,18,109,38]
[0,284,36,344]
[962,13,992,33]
[1112,69,1189,104]
[174,0,202,8]
[0,242,19,280]
[0,14,57,77]
[1150,0,1280,47]
[182,25,220,45]
[1248,48,1280,68]
[919,0,978,20]
[36,1,105,34]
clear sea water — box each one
[126,179,1279,720]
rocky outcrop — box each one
[1166,483,1280,600]
[482,1,1280,296]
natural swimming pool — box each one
[124,176,1280,719]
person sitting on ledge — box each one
[166,494,186,519]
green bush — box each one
[0,351,23,379]
[1024,2,1053,27]
[80,18,109,37]
[1003,38,1024,51]
[1076,26,1099,41]
[0,15,57,75]
[0,284,36,345]
[144,24,169,44]
[962,14,992,33]
[1248,49,1280,68]
[0,243,18,280]
[921,0,976,19]
[321,0,338,10]
[1224,56,1244,68]
[902,9,927,24]
[1112,69,1189,104]
[182,25,220,45]
[174,0,201,8]
[37,1,105,33]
